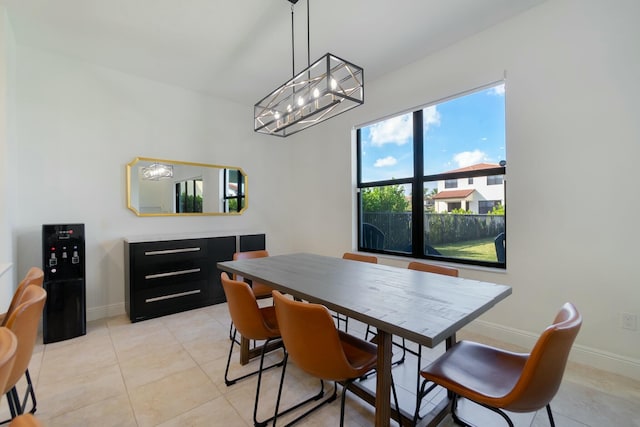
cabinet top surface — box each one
[125,231,265,244]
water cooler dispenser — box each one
[42,224,86,344]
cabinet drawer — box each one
[131,280,211,322]
[132,258,208,290]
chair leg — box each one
[224,330,284,387]
[271,353,337,427]
[546,404,556,427]
[450,394,516,427]
[0,387,21,425]
[21,369,36,414]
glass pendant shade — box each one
[254,53,364,137]
[141,163,173,180]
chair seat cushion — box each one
[421,340,528,405]
[338,331,377,375]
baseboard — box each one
[464,319,640,381]
[86,302,126,322]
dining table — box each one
[217,252,511,427]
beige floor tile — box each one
[119,342,197,389]
[33,363,126,419]
[38,393,137,427]
[156,396,250,427]
[128,366,220,427]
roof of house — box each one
[432,189,475,200]
[445,163,501,174]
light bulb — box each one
[313,88,320,98]
[274,111,281,119]
[330,78,337,90]
[287,104,292,112]
[297,96,304,107]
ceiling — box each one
[4,0,545,106]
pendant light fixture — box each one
[254,0,364,137]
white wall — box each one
[288,0,640,379]
[12,46,295,319]
[0,4,17,306]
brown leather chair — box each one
[272,291,399,426]
[220,273,320,426]
[342,252,377,264]
[416,302,582,426]
[9,414,43,427]
[0,327,42,427]
[0,267,44,327]
[2,285,47,419]
[233,250,273,299]
[407,261,459,277]
[338,253,377,333]
[407,261,459,421]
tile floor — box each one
[3,302,639,426]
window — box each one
[487,175,504,185]
[223,169,245,213]
[357,82,506,267]
[175,179,203,213]
[478,200,502,214]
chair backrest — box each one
[220,272,277,341]
[273,291,362,381]
[495,232,506,263]
[407,261,458,277]
[1,267,44,328]
[3,285,47,394]
[362,223,385,250]
[503,302,582,412]
[342,252,377,264]
[233,250,269,282]
[0,327,18,393]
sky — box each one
[360,83,505,183]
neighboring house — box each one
[432,163,504,213]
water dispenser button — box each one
[49,253,57,267]
[72,251,80,264]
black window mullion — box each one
[412,110,424,258]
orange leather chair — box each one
[407,261,459,421]
[342,252,378,264]
[0,267,44,327]
[416,302,582,426]
[0,326,43,427]
[407,261,459,277]
[233,250,273,299]
[272,291,399,426]
[2,285,47,420]
[220,273,321,426]
[339,253,377,333]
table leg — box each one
[240,336,250,365]
[375,330,392,427]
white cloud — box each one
[454,150,487,168]
[369,114,412,146]
[374,156,397,167]
[423,105,441,132]
[488,84,505,96]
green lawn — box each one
[434,237,497,262]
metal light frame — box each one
[254,1,364,137]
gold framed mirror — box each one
[126,157,247,216]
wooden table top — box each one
[218,252,511,348]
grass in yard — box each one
[434,237,497,262]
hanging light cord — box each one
[307,0,310,68]
[291,3,295,77]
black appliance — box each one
[42,223,86,343]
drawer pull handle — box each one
[145,247,201,256]
[145,289,201,303]
[145,268,201,279]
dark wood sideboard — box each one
[124,233,265,322]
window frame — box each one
[356,83,506,268]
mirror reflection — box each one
[126,157,247,216]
